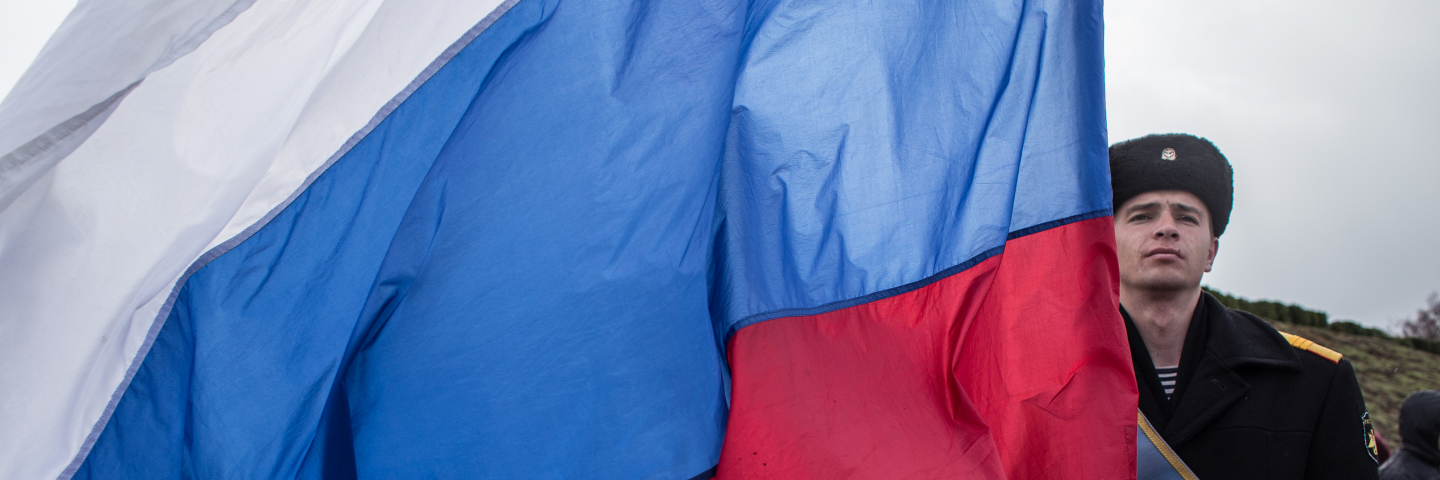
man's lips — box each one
[1145,248,1183,260]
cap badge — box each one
[1161,148,1177,160]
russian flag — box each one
[0,0,1136,478]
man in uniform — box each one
[1111,133,1379,479]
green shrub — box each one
[1399,337,1440,356]
[1203,287,1328,327]
[1328,321,1390,339]
[1200,287,1440,356]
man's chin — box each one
[1125,275,1200,294]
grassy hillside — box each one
[1260,320,1440,448]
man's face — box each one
[1114,190,1218,293]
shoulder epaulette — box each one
[1279,332,1342,363]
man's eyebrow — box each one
[1172,203,1204,215]
[1122,201,1161,214]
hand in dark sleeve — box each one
[1305,359,1379,480]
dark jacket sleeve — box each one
[1305,359,1379,479]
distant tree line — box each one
[1202,287,1440,356]
[1203,287,1330,327]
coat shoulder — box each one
[1277,331,1344,364]
[1203,297,1304,370]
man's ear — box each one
[1204,237,1219,273]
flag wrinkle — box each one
[49,5,528,479]
[0,0,260,209]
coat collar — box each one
[1197,293,1303,371]
[1161,293,1304,446]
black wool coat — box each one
[1125,293,1379,480]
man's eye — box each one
[1179,215,1198,223]
[1129,214,1150,222]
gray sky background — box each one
[0,1,73,101]
[3,0,1436,330]
[1107,0,1440,330]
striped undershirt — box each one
[1156,366,1179,400]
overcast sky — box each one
[0,1,73,100]
[3,0,1437,330]
[1107,0,1440,329]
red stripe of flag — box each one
[719,216,1137,479]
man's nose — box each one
[1153,219,1180,239]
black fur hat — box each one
[1109,133,1233,237]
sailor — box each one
[1112,133,1378,479]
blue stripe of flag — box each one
[78,0,731,477]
